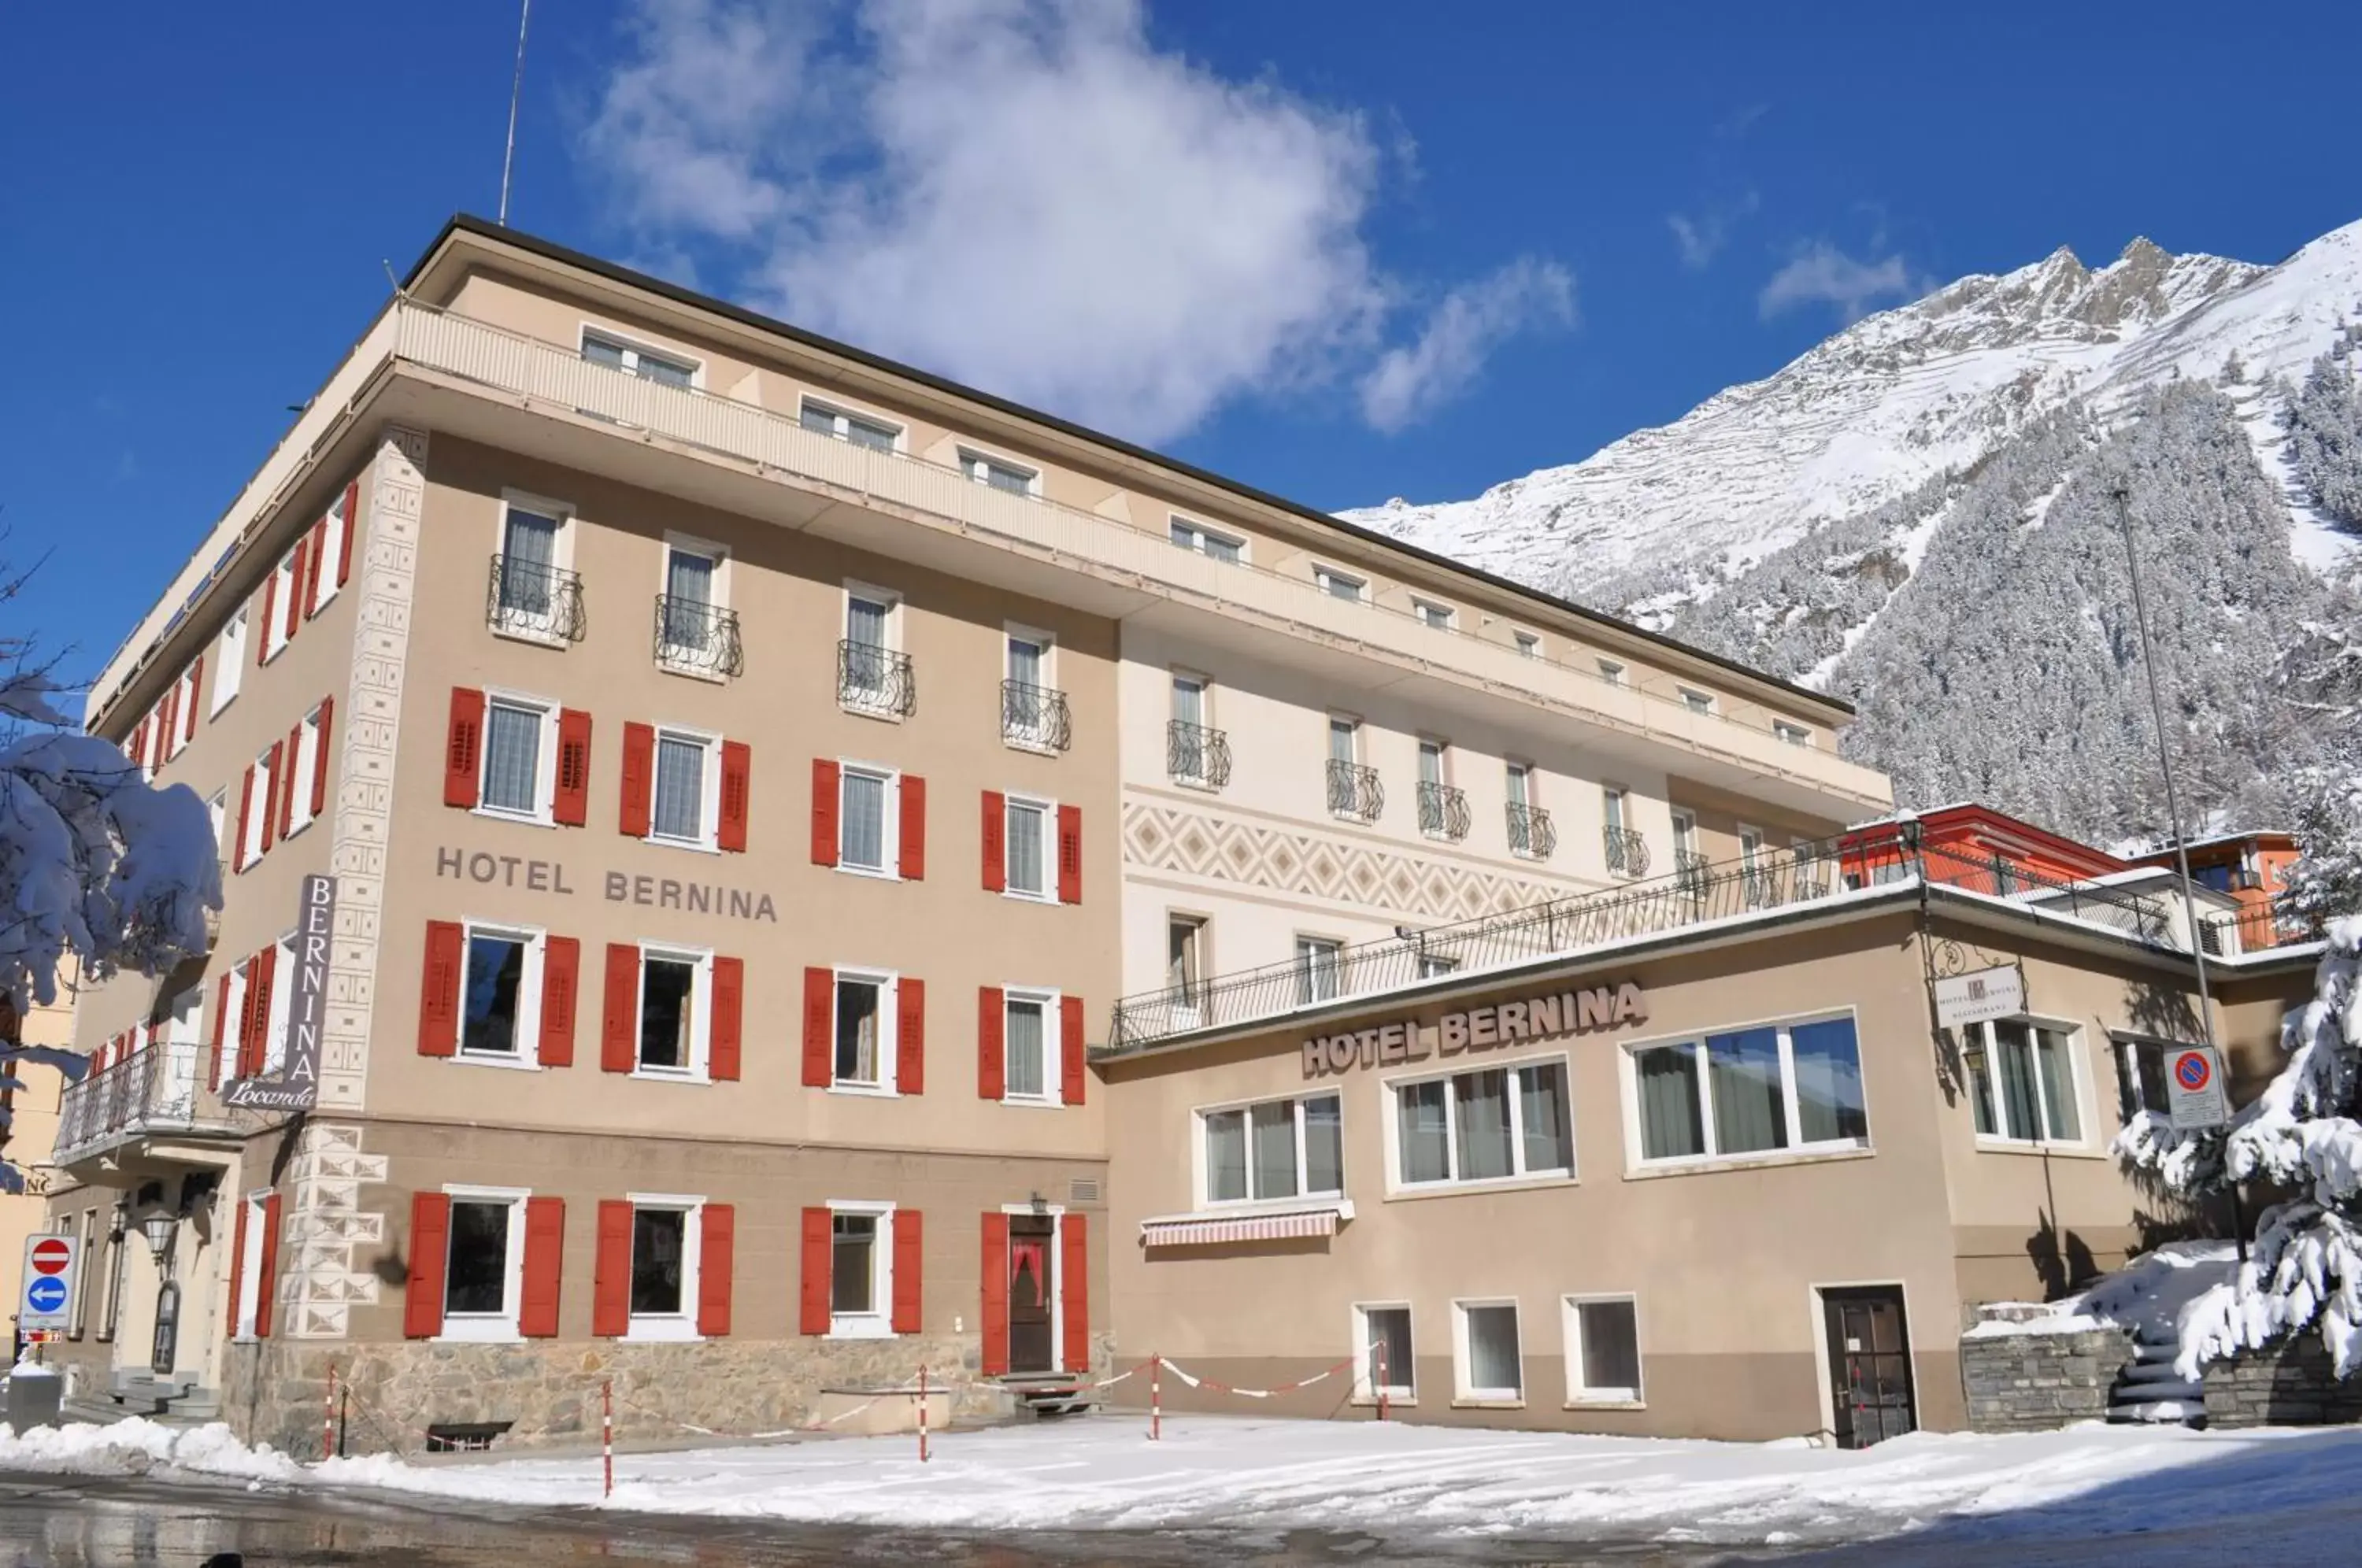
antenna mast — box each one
[498,0,533,226]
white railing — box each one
[389,302,1893,812]
[52,1038,231,1167]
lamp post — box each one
[139,1210,180,1378]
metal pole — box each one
[601,1378,613,1498]
[917,1363,931,1463]
[498,0,533,226]
[1375,1337,1389,1423]
[1150,1353,1161,1441]
[324,1360,338,1463]
[2112,485,2245,1264]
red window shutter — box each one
[809,759,840,867]
[539,936,579,1067]
[899,775,926,879]
[891,1209,924,1334]
[698,1204,735,1337]
[310,697,335,819]
[418,921,462,1058]
[620,722,654,838]
[802,967,833,1087]
[257,576,276,664]
[978,986,1005,1100]
[799,1207,831,1336]
[405,1192,451,1338]
[130,718,148,774]
[980,1212,1011,1377]
[897,978,925,1096]
[981,791,1006,893]
[254,1193,283,1338]
[602,945,639,1073]
[304,519,327,616]
[161,691,180,757]
[710,956,743,1081]
[209,974,231,1091]
[259,741,284,852]
[444,688,485,809]
[241,947,276,1077]
[225,1200,250,1337]
[592,1200,634,1337]
[233,766,254,870]
[185,655,203,741]
[553,709,593,827]
[338,482,358,587]
[718,741,751,853]
[1061,995,1087,1106]
[1057,804,1083,904]
[519,1196,565,1338]
[284,539,308,642]
[278,725,301,838]
[1061,1213,1089,1374]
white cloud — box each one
[1667,191,1760,272]
[582,0,1563,440]
[1758,241,1923,323]
[1357,259,1574,434]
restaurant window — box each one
[1201,1093,1342,1206]
[1628,1015,1868,1166]
[1356,1303,1415,1403]
[1454,1300,1523,1403]
[1562,1296,1642,1403]
[1394,1060,1573,1187]
[1964,1019,2085,1145]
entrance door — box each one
[1820,1287,1915,1448]
[1008,1215,1057,1374]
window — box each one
[494,501,569,640]
[1563,1296,1642,1404]
[799,398,899,453]
[583,331,695,387]
[960,449,1038,494]
[1506,763,1532,811]
[636,949,707,1075]
[1169,673,1222,787]
[479,697,553,820]
[460,926,539,1061]
[1418,738,1446,788]
[1004,796,1051,900]
[441,1189,527,1340]
[1169,517,1244,564]
[1295,937,1343,1005]
[838,766,896,875]
[1202,1093,1342,1205]
[1597,659,1626,686]
[841,589,903,715]
[207,790,227,867]
[1964,1019,2085,1145]
[1602,786,1627,834]
[1327,716,1360,766]
[1002,989,1057,1102]
[1004,631,1061,750]
[658,542,726,664]
[1671,809,1698,858]
[169,664,202,759]
[286,702,327,835]
[625,1199,702,1337]
[1774,719,1812,747]
[2116,1036,2175,1120]
[261,549,301,661]
[1513,630,1542,658]
[832,971,896,1090]
[832,1211,880,1313]
[1679,687,1715,715]
[1455,1301,1523,1403]
[1168,915,1207,1014]
[650,730,717,847]
[1630,1015,1868,1165]
[232,1193,268,1340]
[1394,1061,1573,1186]
[213,608,247,713]
[240,745,276,867]
[1413,598,1454,631]
[1356,1304,1415,1403]
[1314,565,1366,603]
[1418,952,1460,979]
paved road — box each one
[0,1474,1758,1567]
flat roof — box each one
[405,214,1853,722]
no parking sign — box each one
[2167,1045,2228,1131]
[18,1234,76,1332]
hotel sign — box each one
[224,874,334,1112]
[1932,964,2024,1030]
[1302,982,1647,1078]
[434,846,779,923]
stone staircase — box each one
[2107,1325,2205,1427]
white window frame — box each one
[1774,719,1814,747]
[1001,793,1057,903]
[1512,629,1542,659]
[1002,625,1060,753]
[621,1193,705,1343]
[656,532,732,679]
[239,745,276,867]
[1670,808,1698,859]
[1194,1089,1343,1207]
[1294,935,1344,1005]
[830,967,900,1096]
[206,790,228,869]
[1412,597,1456,631]
[646,723,723,852]
[1678,686,1716,716]
[1312,564,1367,603]
[957,446,1041,497]
[260,549,301,662]
[168,663,202,759]
[1169,671,1217,789]
[1597,658,1626,686]
[1168,516,1246,564]
[839,581,905,720]
[452,922,546,1070]
[1453,1298,1524,1405]
[1353,1301,1416,1406]
[313,488,352,608]
[1326,714,1362,767]
[1385,1056,1578,1193]
[436,1184,531,1344]
[633,946,713,1082]
[1618,1008,1874,1171]
[825,1200,899,1340]
[263,930,297,1076]
[999,986,1064,1108]
[1561,1293,1644,1406]
[213,607,248,714]
[798,396,906,455]
[1964,1016,2090,1148]
[580,325,704,389]
[285,701,328,837]
[232,1190,271,1341]
[835,760,902,878]
[475,690,560,827]
[491,490,577,647]
[217,959,250,1089]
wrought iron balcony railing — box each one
[653,595,743,677]
[1001,680,1072,752]
[1417,780,1472,841]
[839,639,916,718]
[1675,847,1712,897]
[1168,720,1232,789]
[53,1037,243,1167]
[487,555,586,642]
[1327,759,1384,824]
[1505,801,1557,860]
[1605,824,1651,877]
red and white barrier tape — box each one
[1157,1355,1354,1399]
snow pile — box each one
[0,1417,302,1484]
[1963,1244,2236,1341]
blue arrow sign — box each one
[24,1276,67,1314]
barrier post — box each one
[1375,1339,1389,1423]
[1150,1353,1162,1441]
[917,1363,931,1463]
[324,1360,339,1461]
[602,1378,614,1499]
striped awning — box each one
[1139,1205,1344,1248]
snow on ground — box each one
[1963,1241,2235,1341]
[6,1409,2362,1553]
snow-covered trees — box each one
[2283,771,2362,934]
[2285,349,2362,529]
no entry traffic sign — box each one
[28,1237,70,1275]
[17,1233,77,1333]
[2168,1045,2229,1131]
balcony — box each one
[1168,720,1232,790]
[1327,760,1384,825]
[1001,679,1072,753]
[840,639,916,718]
[1505,801,1557,860]
[487,554,587,642]
[1417,780,1472,842]
[653,595,743,677]
[1605,824,1651,877]
[53,1037,241,1168]
[1675,847,1711,899]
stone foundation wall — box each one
[221,1333,1113,1458]
[2203,1333,2362,1429]
[1958,1327,2132,1433]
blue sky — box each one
[6,1,2360,693]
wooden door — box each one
[1822,1287,1916,1448]
[1008,1215,1055,1374]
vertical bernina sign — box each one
[224,874,334,1112]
